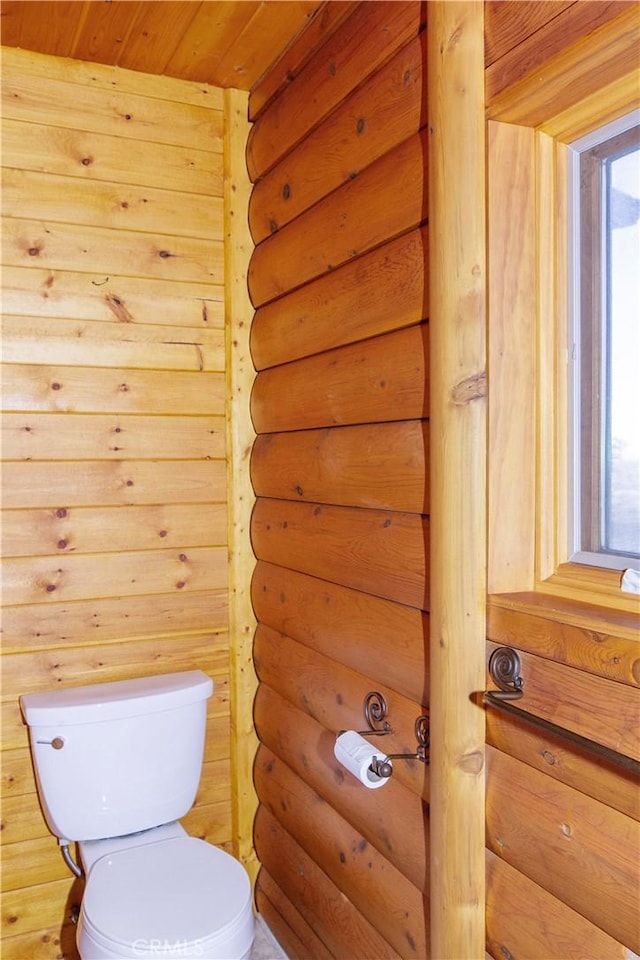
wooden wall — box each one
[0,48,233,960]
[246,3,430,956]
[484,4,640,959]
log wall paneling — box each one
[253,683,429,892]
[248,31,426,243]
[486,746,640,953]
[248,1,359,121]
[255,746,428,959]
[484,600,640,956]
[248,3,430,956]
[0,47,236,958]
[254,806,400,960]
[251,420,429,514]
[250,226,428,371]
[248,130,427,307]
[251,561,429,705]
[486,850,636,960]
[246,0,425,180]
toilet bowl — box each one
[77,826,254,960]
[19,671,255,960]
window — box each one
[569,112,640,570]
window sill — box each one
[488,590,639,687]
[534,562,640,616]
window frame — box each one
[486,16,640,615]
[568,115,640,571]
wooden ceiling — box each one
[0,1,325,90]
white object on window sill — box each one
[620,568,640,594]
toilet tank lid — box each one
[21,671,214,727]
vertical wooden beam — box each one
[428,3,486,958]
[223,88,259,884]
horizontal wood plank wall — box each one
[0,47,231,960]
[247,2,429,956]
[484,5,640,958]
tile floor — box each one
[250,915,288,960]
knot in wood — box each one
[458,749,484,775]
[450,371,486,405]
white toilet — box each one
[20,670,255,960]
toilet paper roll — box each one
[334,730,392,789]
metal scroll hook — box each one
[484,646,524,705]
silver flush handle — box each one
[37,737,65,750]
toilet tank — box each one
[20,671,213,842]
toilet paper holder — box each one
[349,691,430,778]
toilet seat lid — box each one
[82,837,251,950]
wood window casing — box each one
[574,123,640,564]
[487,8,640,619]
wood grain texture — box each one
[254,806,401,960]
[488,596,640,686]
[256,871,334,960]
[2,218,222,286]
[1,117,223,195]
[2,460,225,509]
[486,708,639,822]
[1,316,224,372]
[1,266,224,329]
[251,561,428,704]
[2,414,225,462]
[249,31,426,243]
[0,48,233,959]
[486,4,640,124]
[247,6,429,953]
[487,641,640,761]
[250,226,428,370]
[486,849,636,960]
[2,365,224,416]
[0,44,224,106]
[487,120,536,593]
[254,683,429,890]
[0,3,323,93]
[2,547,227,606]
[1,69,223,149]
[248,130,427,307]
[251,420,428,513]
[255,745,428,959]
[1,875,82,944]
[1,503,226,558]
[251,324,428,434]
[486,1,636,101]
[252,498,428,610]
[248,2,359,121]
[254,625,428,800]
[484,1,575,66]
[1,168,221,240]
[246,0,424,180]
[486,747,640,952]
[223,87,259,882]
[428,3,487,957]
[0,592,227,653]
